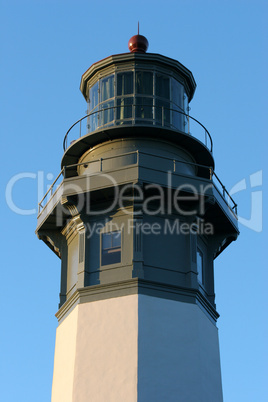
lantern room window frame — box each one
[87,68,189,132]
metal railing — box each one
[63,105,213,153]
[38,169,64,214]
[38,150,237,216]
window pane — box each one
[102,249,121,265]
[155,99,170,126]
[89,82,99,111]
[102,232,121,265]
[136,97,153,119]
[156,74,170,99]
[89,112,99,132]
[183,91,188,112]
[117,72,133,96]
[172,79,183,109]
[101,100,114,125]
[183,92,189,133]
[102,233,112,249]
[172,105,183,131]
[101,75,114,102]
[135,71,153,95]
[112,231,121,248]
[116,97,133,120]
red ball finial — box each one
[128,23,149,53]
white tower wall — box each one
[52,295,138,402]
[52,294,222,402]
[138,295,223,402]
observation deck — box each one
[62,105,214,171]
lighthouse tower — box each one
[36,34,239,402]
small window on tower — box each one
[197,248,204,285]
[101,231,121,266]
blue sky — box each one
[1,0,267,401]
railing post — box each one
[136,150,139,165]
[173,159,176,172]
[100,158,102,172]
[63,166,66,179]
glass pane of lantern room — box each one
[116,97,133,121]
[172,105,183,131]
[135,71,153,95]
[156,74,170,99]
[101,75,114,102]
[172,79,183,110]
[183,92,189,133]
[136,97,153,121]
[171,79,184,131]
[155,99,170,127]
[89,113,99,132]
[117,72,134,96]
[101,100,114,126]
[89,82,99,111]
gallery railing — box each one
[63,105,213,153]
[38,150,237,217]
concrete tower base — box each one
[52,294,223,402]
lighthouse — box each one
[36,33,239,401]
